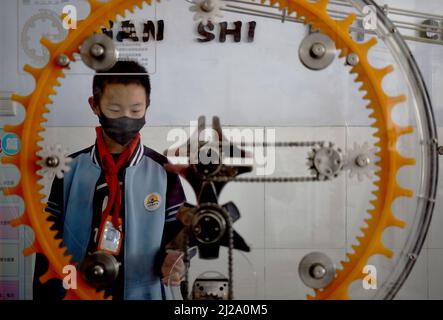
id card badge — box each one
[98,216,123,256]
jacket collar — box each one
[90,140,144,168]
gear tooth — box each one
[36,192,46,202]
[2,184,23,197]
[36,182,46,193]
[23,246,36,257]
[395,125,414,137]
[62,247,72,259]
[362,92,372,100]
[394,184,414,198]
[56,70,67,80]
[2,124,24,139]
[54,238,64,247]
[346,252,355,261]
[371,120,382,131]
[376,65,394,78]
[276,0,287,11]
[0,153,20,167]
[388,213,406,229]
[47,87,57,96]
[10,214,30,228]
[377,243,394,258]
[369,199,378,209]
[387,95,406,108]
[359,225,370,235]
[134,0,145,9]
[23,244,38,257]
[269,0,279,7]
[36,133,45,143]
[11,93,31,108]
[336,13,357,30]
[368,206,379,217]
[340,259,351,269]
[364,217,377,229]
[41,104,50,114]
[41,113,49,123]
[39,268,59,284]
[287,6,296,15]
[40,36,58,55]
[354,73,364,83]
[358,82,372,93]
[24,64,44,80]
[359,36,378,54]
[395,153,416,168]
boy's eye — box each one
[107,105,121,112]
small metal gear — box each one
[307,142,344,181]
[344,142,379,182]
[189,0,225,26]
[20,9,67,66]
[37,144,72,179]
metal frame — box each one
[185,0,443,46]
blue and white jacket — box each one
[33,141,186,300]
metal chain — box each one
[238,141,326,148]
[210,176,320,183]
[226,212,234,300]
[214,140,333,183]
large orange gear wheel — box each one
[1,0,415,300]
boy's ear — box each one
[88,96,99,116]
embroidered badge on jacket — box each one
[144,192,161,211]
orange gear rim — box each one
[2,0,415,300]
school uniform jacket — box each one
[33,140,186,300]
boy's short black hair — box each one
[92,60,151,105]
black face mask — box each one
[98,113,146,146]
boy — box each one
[33,60,186,300]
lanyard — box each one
[95,126,140,255]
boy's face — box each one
[89,83,149,119]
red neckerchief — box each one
[95,126,140,230]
